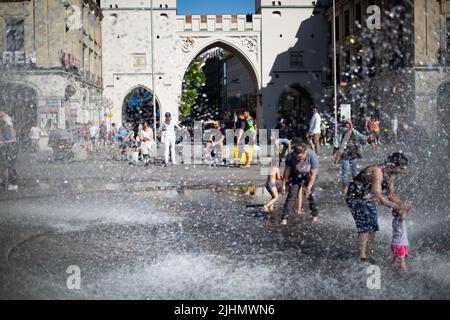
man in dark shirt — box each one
[274,120,293,162]
[281,144,320,225]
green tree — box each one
[180,57,206,118]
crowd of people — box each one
[0,106,411,272]
[263,106,411,272]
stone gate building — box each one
[100,0,328,129]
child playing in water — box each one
[263,165,282,213]
[139,137,152,166]
[391,208,410,272]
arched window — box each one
[160,13,168,20]
[272,11,281,18]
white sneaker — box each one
[7,185,18,192]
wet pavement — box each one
[0,183,449,299]
[0,144,449,299]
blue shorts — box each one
[265,182,276,192]
[278,138,290,145]
[346,197,379,233]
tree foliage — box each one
[180,57,206,118]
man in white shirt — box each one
[307,106,322,156]
[391,115,398,143]
[88,123,98,151]
[29,125,41,152]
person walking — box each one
[332,120,372,194]
[88,122,98,152]
[98,120,108,148]
[391,115,399,143]
[274,120,292,163]
[345,152,412,264]
[237,110,257,168]
[140,122,155,164]
[280,144,320,225]
[0,117,19,191]
[162,112,181,165]
[29,125,41,152]
[307,106,321,156]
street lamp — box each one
[150,0,157,137]
[332,0,338,137]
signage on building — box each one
[340,104,351,122]
[0,51,36,66]
[61,51,81,70]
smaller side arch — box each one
[121,85,162,129]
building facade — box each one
[100,0,328,130]
[0,0,103,146]
[324,0,450,149]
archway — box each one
[122,86,160,131]
[277,84,314,136]
[179,40,260,127]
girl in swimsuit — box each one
[263,165,282,213]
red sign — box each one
[61,51,81,70]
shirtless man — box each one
[346,152,412,263]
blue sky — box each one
[177,0,255,15]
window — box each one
[246,14,253,23]
[132,53,146,69]
[344,10,350,37]
[336,54,341,83]
[272,11,281,18]
[290,51,303,67]
[335,16,340,41]
[447,14,450,51]
[355,2,362,30]
[327,57,333,83]
[344,50,351,82]
[355,47,363,79]
[6,19,25,52]
[328,20,332,44]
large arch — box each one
[121,85,161,131]
[182,39,261,91]
[178,39,261,123]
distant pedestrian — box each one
[162,112,181,165]
[88,122,98,152]
[307,106,321,156]
[274,120,292,162]
[369,116,381,145]
[205,120,226,165]
[391,115,398,143]
[99,120,108,147]
[140,122,155,165]
[0,117,19,191]
[332,120,372,194]
[237,110,257,168]
[29,125,41,152]
[320,120,329,146]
